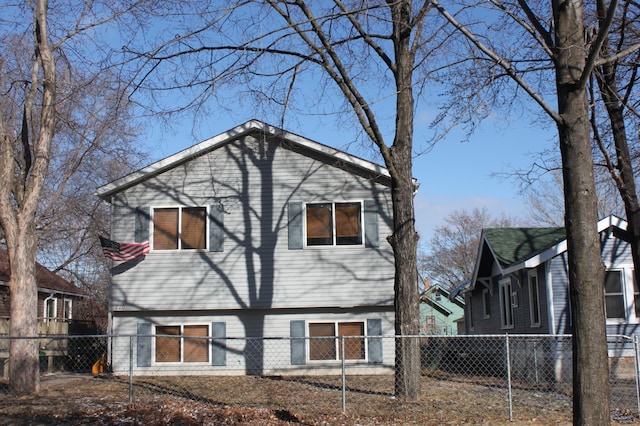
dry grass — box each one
[0,373,636,425]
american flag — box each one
[99,236,150,262]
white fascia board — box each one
[468,233,493,292]
[597,215,627,232]
[503,240,568,275]
[97,120,395,199]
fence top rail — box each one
[0,333,634,341]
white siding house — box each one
[97,120,399,375]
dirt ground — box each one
[0,373,636,425]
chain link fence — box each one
[0,333,638,422]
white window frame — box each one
[528,270,541,327]
[307,320,367,362]
[604,268,640,324]
[499,278,514,329]
[151,206,209,251]
[153,323,211,365]
[63,299,73,320]
[482,289,491,319]
[304,201,364,248]
[45,297,57,320]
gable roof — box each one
[483,227,566,269]
[0,251,84,296]
[97,120,404,200]
[475,215,629,279]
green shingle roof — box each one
[483,227,566,268]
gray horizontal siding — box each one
[109,135,394,312]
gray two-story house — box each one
[97,120,398,375]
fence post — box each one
[129,335,134,403]
[505,334,512,421]
[341,335,346,414]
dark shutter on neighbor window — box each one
[211,322,226,366]
[209,204,224,252]
[367,318,383,363]
[290,320,306,365]
[135,207,150,243]
[136,322,152,367]
[288,202,304,250]
[364,200,379,248]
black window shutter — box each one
[135,207,150,243]
[211,322,226,366]
[136,322,152,367]
[209,204,224,252]
[288,202,304,250]
[364,200,379,248]
[367,318,383,363]
[290,320,306,365]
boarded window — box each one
[306,202,362,246]
[156,325,209,363]
[153,207,207,250]
[154,208,179,250]
[308,323,335,360]
[306,204,332,246]
[183,325,209,362]
[156,326,180,362]
[182,207,206,249]
[335,203,362,245]
[308,321,365,361]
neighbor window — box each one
[45,298,57,319]
[308,321,365,361]
[155,324,209,363]
[499,279,514,328]
[529,271,541,327]
[482,289,491,319]
[605,270,625,320]
[634,274,640,319]
[63,299,72,320]
[153,207,207,250]
[306,202,362,246]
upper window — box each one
[529,271,541,327]
[306,202,362,246]
[308,321,365,361]
[155,324,209,363]
[499,279,514,329]
[153,207,207,250]
[605,270,625,320]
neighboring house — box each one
[96,120,402,375]
[419,283,464,335]
[0,250,86,376]
[462,215,639,338]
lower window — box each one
[156,324,209,363]
[308,321,365,361]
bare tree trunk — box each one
[7,236,40,395]
[388,0,421,401]
[554,0,611,423]
[0,0,56,395]
[594,0,640,297]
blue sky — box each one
[141,109,557,249]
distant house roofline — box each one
[97,120,417,200]
[0,251,84,297]
[467,215,629,291]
